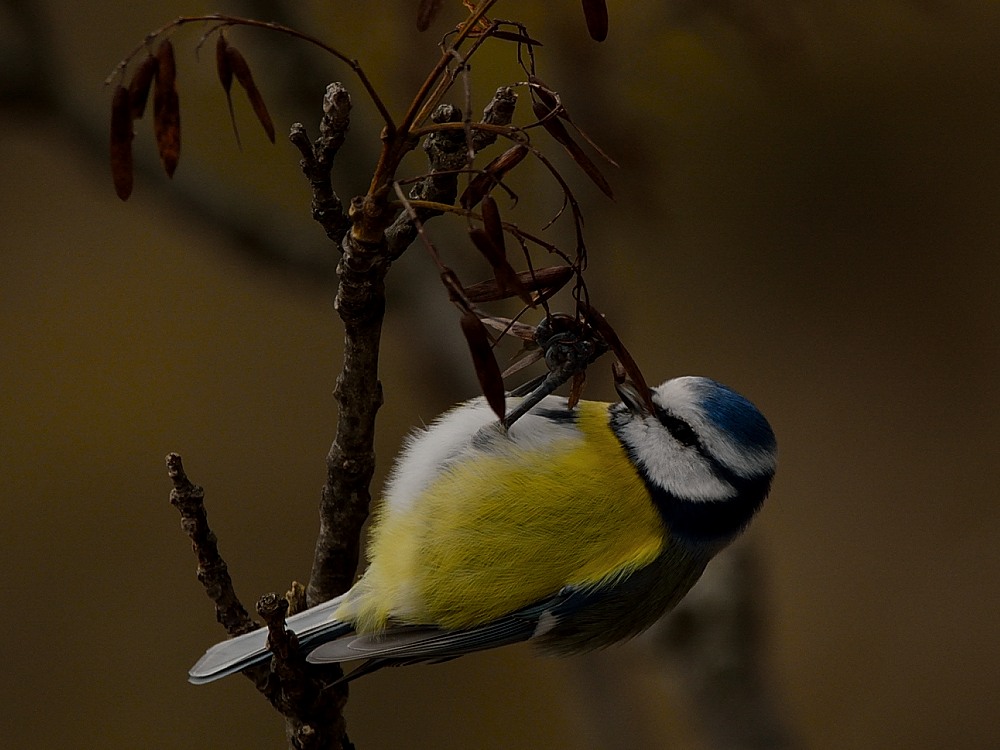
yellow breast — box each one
[339,401,666,631]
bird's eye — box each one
[656,409,699,448]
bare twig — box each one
[290,82,354,245]
[253,593,352,749]
[166,454,349,746]
[166,453,258,638]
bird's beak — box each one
[615,378,652,416]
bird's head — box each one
[611,376,777,546]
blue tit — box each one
[189,375,776,684]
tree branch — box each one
[290,82,353,246]
[165,453,271,690]
[253,594,353,750]
[166,453,258,637]
[386,85,518,259]
[305,223,388,609]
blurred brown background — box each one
[3,1,998,748]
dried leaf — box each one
[532,100,613,198]
[460,311,506,421]
[127,55,158,120]
[580,304,654,412]
[416,0,443,31]
[215,35,233,93]
[523,265,575,301]
[226,45,275,143]
[530,76,618,167]
[500,348,544,378]
[469,228,504,268]
[110,84,134,200]
[215,35,240,146]
[459,144,529,209]
[153,40,180,178]
[481,196,506,257]
[469,225,532,306]
[462,277,519,304]
[464,265,573,304]
[582,0,609,42]
[480,316,538,342]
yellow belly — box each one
[339,401,666,631]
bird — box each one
[188,375,776,684]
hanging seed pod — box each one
[581,303,654,412]
[215,34,241,146]
[416,0,443,31]
[152,40,180,177]
[460,144,529,209]
[215,34,233,93]
[226,43,275,143]
[127,54,158,120]
[582,0,609,42]
[109,84,134,200]
[460,311,506,421]
[464,265,574,305]
[532,99,613,198]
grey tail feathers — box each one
[188,595,351,684]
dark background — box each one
[3,1,998,747]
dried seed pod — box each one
[460,310,506,421]
[153,40,180,177]
[127,54,158,120]
[581,304,654,412]
[532,99,613,198]
[215,34,233,93]
[215,34,240,145]
[110,84,134,200]
[531,76,618,169]
[481,196,506,256]
[416,0,443,31]
[226,44,275,143]
[582,0,609,42]
[464,265,574,304]
[459,144,529,209]
[469,228,504,269]
[468,228,532,307]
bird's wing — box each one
[188,596,350,684]
[307,586,599,669]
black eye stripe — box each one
[655,408,699,448]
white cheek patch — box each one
[654,377,776,481]
[617,418,736,502]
